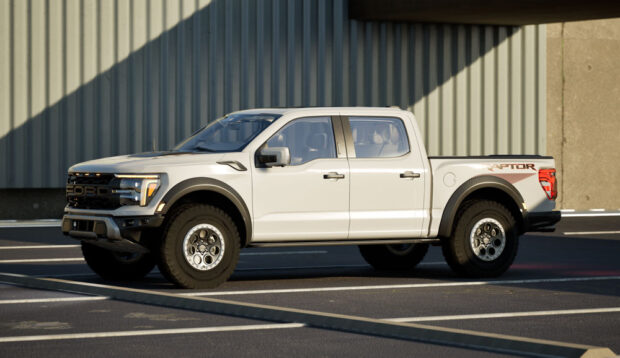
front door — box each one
[252,116,350,242]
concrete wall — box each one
[547,19,620,210]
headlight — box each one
[113,174,161,206]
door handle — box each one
[400,171,421,179]
[323,172,345,180]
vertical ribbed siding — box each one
[0,0,546,188]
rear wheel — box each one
[442,200,518,277]
[158,204,240,289]
[81,243,156,280]
[359,243,429,270]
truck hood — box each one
[68,151,226,173]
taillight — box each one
[538,169,557,200]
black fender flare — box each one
[438,176,526,238]
[159,178,252,245]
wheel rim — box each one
[469,218,506,262]
[182,224,225,271]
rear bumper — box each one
[61,213,164,253]
[525,211,561,232]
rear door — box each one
[343,115,427,238]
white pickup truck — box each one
[62,107,560,288]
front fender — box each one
[159,177,252,244]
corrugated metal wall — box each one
[0,0,546,188]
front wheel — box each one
[359,243,429,270]
[442,200,519,277]
[81,243,156,280]
[158,204,240,289]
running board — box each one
[248,238,440,248]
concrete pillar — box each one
[547,19,620,210]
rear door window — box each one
[348,117,410,158]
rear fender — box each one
[438,176,526,238]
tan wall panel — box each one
[0,0,9,187]
[0,0,10,141]
[454,26,468,155]
[482,27,495,155]
[11,0,28,186]
[496,27,509,154]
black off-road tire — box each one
[158,204,240,289]
[359,243,429,270]
[442,200,518,277]
[81,242,156,280]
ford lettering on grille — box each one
[66,185,110,197]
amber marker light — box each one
[147,182,158,197]
[140,179,161,206]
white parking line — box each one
[236,264,369,271]
[561,212,620,217]
[0,296,108,304]
[235,262,444,271]
[240,250,328,256]
[389,307,620,322]
[2,307,619,343]
[563,231,620,236]
[19,262,440,278]
[184,275,620,296]
[0,323,305,343]
[0,245,80,250]
[0,250,326,263]
[0,220,61,228]
[0,258,84,264]
[5,275,618,303]
[32,273,97,279]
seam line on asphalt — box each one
[0,272,614,357]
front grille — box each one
[66,173,121,209]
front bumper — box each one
[61,213,164,253]
[525,211,561,232]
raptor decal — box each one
[488,163,536,172]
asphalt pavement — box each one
[0,214,619,357]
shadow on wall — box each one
[0,0,523,189]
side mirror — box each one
[258,147,291,167]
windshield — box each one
[174,113,281,152]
